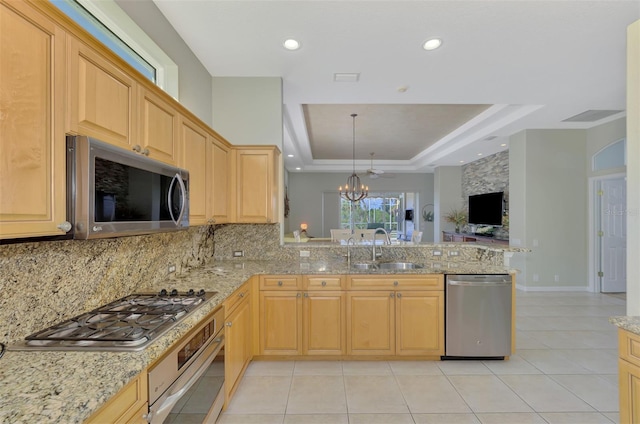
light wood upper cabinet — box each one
[234,146,280,223]
[0,0,67,239]
[211,136,233,224]
[67,36,135,149]
[179,117,212,225]
[138,86,180,166]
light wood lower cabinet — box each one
[0,0,68,239]
[84,371,148,424]
[618,328,640,423]
[258,274,443,358]
[259,275,346,356]
[224,280,252,405]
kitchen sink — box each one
[377,262,424,270]
[351,263,377,270]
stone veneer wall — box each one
[0,226,214,345]
[461,150,509,199]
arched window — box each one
[593,139,626,172]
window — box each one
[50,0,179,98]
[340,193,404,234]
[593,139,626,172]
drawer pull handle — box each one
[321,281,327,286]
[393,281,399,286]
[278,281,283,286]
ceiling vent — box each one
[334,73,360,82]
[562,110,623,122]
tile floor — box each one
[217,291,625,424]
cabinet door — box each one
[396,291,444,356]
[139,87,179,165]
[180,117,211,225]
[235,147,279,223]
[0,1,67,239]
[211,136,233,223]
[346,291,395,355]
[303,291,345,355]
[259,291,302,355]
[225,295,251,403]
[85,372,148,424]
[619,358,640,424]
[67,36,135,149]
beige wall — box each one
[212,77,283,148]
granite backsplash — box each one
[0,226,214,345]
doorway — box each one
[591,175,627,293]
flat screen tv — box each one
[468,192,504,226]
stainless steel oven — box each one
[147,307,225,424]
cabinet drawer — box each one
[619,328,640,369]
[260,275,301,290]
[225,281,251,317]
[348,275,443,290]
[303,275,345,290]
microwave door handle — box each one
[167,173,186,225]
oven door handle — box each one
[148,335,224,424]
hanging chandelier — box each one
[339,113,369,202]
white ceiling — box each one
[153,0,639,174]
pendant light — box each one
[339,114,369,202]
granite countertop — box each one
[0,259,514,423]
[609,316,640,336]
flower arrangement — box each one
[444,208,467,233]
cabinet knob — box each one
[132,144,142,153]
[57,221,72,233]
[239,292,244,298]
[321,281,327,286]
[397,293,403,298]
[390,293,395,298]
[393,281,399,286]
[296,292,301,298]
[226,322,232,327]
[142,148,150,156]
[303,292,308,298]
[278,281,283,286]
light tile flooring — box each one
[217,291,625,424]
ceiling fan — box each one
[366,153,395,179]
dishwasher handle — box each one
[447,280,511,286]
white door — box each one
[599,177,627,293]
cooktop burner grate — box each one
[19,290,215,351]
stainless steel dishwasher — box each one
[445,274,512,358]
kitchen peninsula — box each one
[0,234,524,423]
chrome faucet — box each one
[346,236,356,266]
[372,228,391,261]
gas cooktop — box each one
[13,289,215,352]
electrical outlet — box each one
[533,274,539,282]
[432,250,442,256]
[448,250,459,257]
[233,250,244,257]
[299,250,310,258]
[168,264,176,273]
[554,274,560,282]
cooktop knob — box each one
[159,289,168,296]
[197,289,206,297]
[170,289,178,296]
[187,289,195,296]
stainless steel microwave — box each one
[67,136,189,239]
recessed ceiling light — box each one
[295,167,301,170]
[287,154,294,158]
[477,153,483,156]
[459,160,465,163]
[422,38,442,51]
[500,143,507,147]
[283,39,301,50]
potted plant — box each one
[444,208,467,233]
